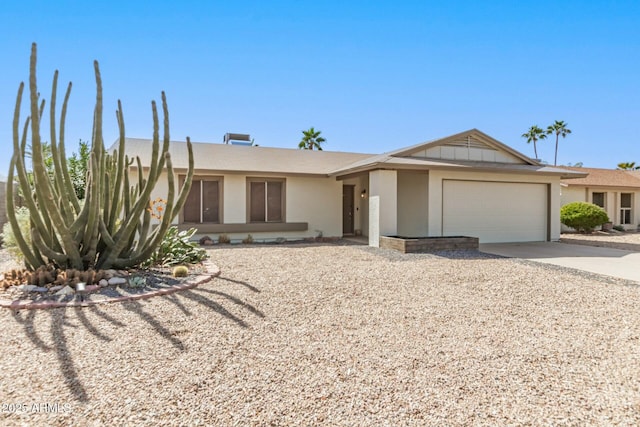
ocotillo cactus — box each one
[6,43,194,270]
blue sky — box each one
[1,0,639,178]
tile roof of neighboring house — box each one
[561,167,640,188]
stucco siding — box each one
[397,171,428,237]
[285,176,342,237]
[133,171,343,241]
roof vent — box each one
[224,133,252,146]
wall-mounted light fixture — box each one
[360,189,367,199]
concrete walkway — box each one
[480,241,640,283]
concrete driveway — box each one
[480,241,640,283]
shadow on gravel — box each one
[217,276,261,293]
[4,275,262,403]
[49,310,89,402]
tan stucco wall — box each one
[397,171,428,237]
[427,170,562,241]
[144,171,343,241]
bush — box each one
[141,227,208,267]
[0,207,31,260]
[561,202,609,233]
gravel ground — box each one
[560,231,640,252]
[1,243,640,426]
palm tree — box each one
[298,127,326,151]
[546,120,571,166]
[521,125,547,160]
[617,162,640,170]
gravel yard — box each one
[560,231,640,251]
[1,243,640,425]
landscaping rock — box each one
[55,285,74,295]
[50,285,64,292]
[99,279,109,287]
[104,269,118,279]
[85,284,100,292]
[199,236,214,245]
[32,287,49,293]
[108,277,127,286]
[17,284,37,292]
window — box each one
[181,177,222,223]
[620,193,632,225]
[592,192,606,209]
[248,178,284,222]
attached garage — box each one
[442,180,548,243]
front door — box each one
[342,185,355,235]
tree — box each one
[521,125,547,160]
[546,120,571,166]
[617,162,640,170]
[298,127,325,150]
[67,140,90,199]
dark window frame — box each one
[179,175,224,224]
[246,178,286,223]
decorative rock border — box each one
[0,262,221,310]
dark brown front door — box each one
[342,185,355,235]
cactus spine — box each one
[6,43,194,270]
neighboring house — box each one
[117,129,585,245]
[561,167,640,231]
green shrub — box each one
[0,207,31,260]
[141,227,208,267]
[613,224,626,232]
[560,202,609,233]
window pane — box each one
[592,192,605,208]
[621,193,632,208]
[202,181,219,223]
[184,180,201,222]
[267,181,282,222]
[250,182,266,222]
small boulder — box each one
[55,286,74,295]
[32,287,49,293]
[98,279,109,287]
[103,269,118,279]
[50,285,64,292]
[108,277,127,286]
[199,236,214,246]
[17,284,37,292]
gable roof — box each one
[330,129,586,179]
[112,130,587,180]
[113,138,373,176]
[561,167,640,189]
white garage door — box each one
[442,180,547,243]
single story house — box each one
[118,129,585,245]
[561,167,640,230]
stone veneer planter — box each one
[379,235,479,253]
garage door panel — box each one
[443,180,547,243]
